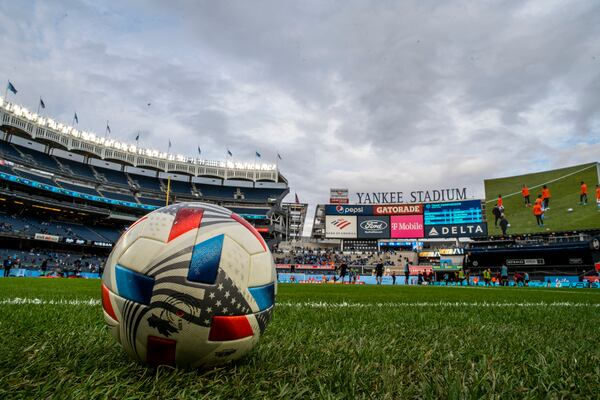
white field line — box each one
[484,163,597,203]
[277,301,599,308]
[2,297,598,308]
[0,298,100,306]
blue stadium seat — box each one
[166,179,192,195]
[94,166,131,187]
[98,190,138,203]
[13,170,55,186]
[57,181,100,196]
[55,157,98,180]
[0,163,14,174]
[0,141,25,161]
[91,226,122,242]
[138,197,166,207]
[129,173,162,192]
[196,184,236,200]
[12,144,62,171]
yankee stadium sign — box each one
[356,188,468,204]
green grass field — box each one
[1,279,600,399]
[484,162,600,235]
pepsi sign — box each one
[325,204,373,216]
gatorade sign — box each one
[424,223,487,238]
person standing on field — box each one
[501,264,508,286]
[596,184,600,211]
[541,185,551,210]
[375,260,384,285]
[403,258,410,285]
[3,256,12,277]
[339,262,348,284]
[580,181,588,205]
[497,194,503,209]
[391,271,397,285]
[483,268,491,286]
[521,184,530,206]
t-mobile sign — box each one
[390,215,424,238]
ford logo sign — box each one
[360,220,388,230]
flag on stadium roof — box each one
[197,146,201,155]
[256,151,261,158]
[277,153,282,160]
[106,121,111,134]
[39,98,45,109]
[135,133,139,141]
[227,149,232,157]
[168,139,172,149]
[295,193,300,204]
[73,112,79,124]
[6,81,17,95]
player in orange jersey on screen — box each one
[541,185,551,210]
[521,184,530,207]
[533,202,544,227]
[579,181,588,205]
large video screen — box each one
[484,162,600,235]
[324,200,487,239]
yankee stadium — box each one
[1,1,600,399]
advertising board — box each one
[330,188,349,204]
[357,216,390,239]
[424,223,487,238]
[390,215,424,238]
[423,200,483,225]
[373,204,423,215]
[325,215,357,238]
[325,204,373,215]
[34,233,59,242]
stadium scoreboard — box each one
[324,200,486,239]
[423,200,483,225]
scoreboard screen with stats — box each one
[423,200,484,225]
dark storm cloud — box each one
[1,0,599,233]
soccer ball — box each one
[567,208,573,213]
[101,202,276,368]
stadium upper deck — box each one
[0,97,290,248]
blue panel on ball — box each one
[248,283,275,311]
[187,234,224,284]
[115,264,155,305]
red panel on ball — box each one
[209,315,254,341]
[168,208,204,242]
[101,283,118,321]
[230,213,267,251]
[146,336,177,367]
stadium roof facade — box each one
[0,97,284,183]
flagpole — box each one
[37,98,41,115]
[105,120,109,138]
[4,81,8,100]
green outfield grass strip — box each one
[484,163,597,203]
[278,301,600,308]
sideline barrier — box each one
[1,268,100,279]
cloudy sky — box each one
[1,0,599,227]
